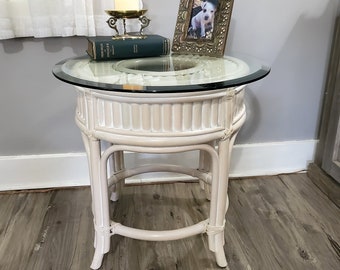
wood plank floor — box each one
[0,173,339,270]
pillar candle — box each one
[115,0,140,10]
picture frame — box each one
[172,0,234,57]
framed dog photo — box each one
[172,0,234,57]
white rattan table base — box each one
[75,85,246,269]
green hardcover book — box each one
[86,35,171,60]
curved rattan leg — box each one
[210,126,243,268]
[215,248,228,267]
[109,150,125,202]
[90,249,105,269]
[199,149,208,197]
[82,133,111,269]
[207,137,230,268]
[199,141,215,200]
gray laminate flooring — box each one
[0,173,339,270]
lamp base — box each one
[105,10,151,39]
[111,33,148,40]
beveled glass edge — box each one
[52,55,270,93]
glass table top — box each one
[52,54,270,93]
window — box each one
[0,0,143,39]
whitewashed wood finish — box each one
[74,85,246,269]
[76,87,243,139]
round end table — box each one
[53,54,270,269]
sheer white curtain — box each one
[0,0,143,40]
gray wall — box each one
[0,0,339,156]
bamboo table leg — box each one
[81,134,111,269]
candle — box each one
[115,0,140,11]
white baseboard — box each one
[0,140,317,191]
[229,140,317,177]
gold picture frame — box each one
[172,0,234,57]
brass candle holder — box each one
[105,10,150,39]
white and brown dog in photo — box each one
[190,0,217,38]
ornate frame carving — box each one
[172,0,234,57]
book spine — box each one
[87,37,170,60]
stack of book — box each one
[86,34,171,61]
